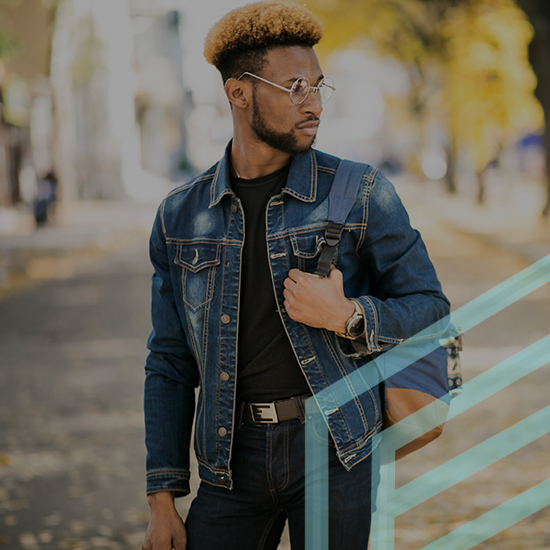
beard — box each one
[250,90,316,156]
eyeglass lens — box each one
[290,77,334,105]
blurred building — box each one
[0,0,192,215]
[131,2,193,182]
[0,0,52,210]
[51,0,191,202]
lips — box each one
[297,119,320,136]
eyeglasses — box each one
[237,72,335,105]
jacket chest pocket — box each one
[174,243,221,311]
[290,231,328,273]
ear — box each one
[225,78,251,109]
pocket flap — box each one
[290,232,326,259]
[175,243,221,272]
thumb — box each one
[328,265,343,283]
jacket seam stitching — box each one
[321,331,368,432]
[209,161,222,207]
[357,168,378,252]
[164,174,213,200]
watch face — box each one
[347,313,364,338]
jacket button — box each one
[220,372,229,382]
[218,427,227,437]
[221,314,231,324]
[231,204,238,214]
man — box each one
[142,2,449,549]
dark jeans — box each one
[185,418,378,550]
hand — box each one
[283,267,355,333]
[142,492,187,550]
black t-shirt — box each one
[231,165,311,402]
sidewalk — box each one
[394,170,550,265]
[0,200,159,293]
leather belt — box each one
[238,394,311,424]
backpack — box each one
[315,160,462,460]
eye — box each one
[290,78,310,104]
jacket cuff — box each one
[146,468,191,498]
[352,296,380,353]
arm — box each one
[283,170,449,350]
[143,208,199,547]
[355,170,450,349]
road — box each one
[0,200,549,549]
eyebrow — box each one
[284,74,325,85]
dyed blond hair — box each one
[204,1,323,81]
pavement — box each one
[394,169,550,265]
[0,201,159,297]
[0,170,549,549]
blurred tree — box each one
[306,0,542,204]
[515,0,550,215]
[310,0,451,182]
[0,1,19,61]
[442,0,542,203]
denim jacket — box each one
[144,143,450,496]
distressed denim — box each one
[144,142,450,496]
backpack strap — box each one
[315,160,366,277]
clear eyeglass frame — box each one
[237,72,335,105]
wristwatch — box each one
[336,301,365,339]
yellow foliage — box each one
[304,0,543,171]
[444,0,543,169]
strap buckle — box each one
[324,221,344,247]
[249,402,279,423]
[315,221,343,277]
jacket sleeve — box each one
[144,204,200,497]
[353,170,450,353]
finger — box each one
[288,268,303,281]
[173,535,187,550]
[283,277,297,289]
[177,522,188,549]
[283,298,292,314]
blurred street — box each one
[0,176,548,549]
[1,0,549,548]
[0,223,155,549]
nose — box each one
[301,88,323,116]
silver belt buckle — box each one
[250,402,278,423]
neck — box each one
[230,128,291,180]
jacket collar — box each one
[209,141,318,208]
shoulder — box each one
[313,149,379,185]
[312,148,405,216]
[158,162,218,217]
[150,162,219,237]
[164,163,218,203]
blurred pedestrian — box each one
[142,2,449,549]
[33,169,57,227]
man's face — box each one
[248,46,324,156]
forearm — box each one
[148,490,176,511]
[355,291,450,352]
[144,356,197,498]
